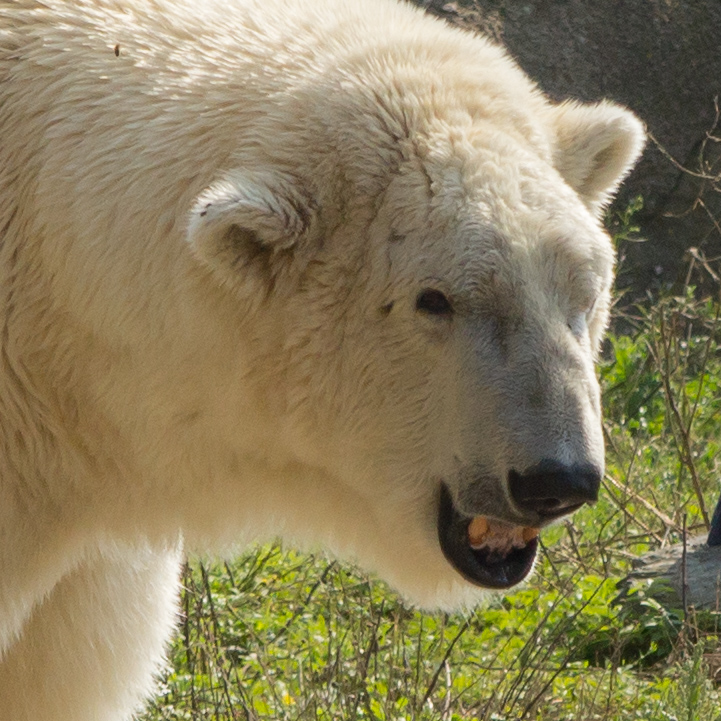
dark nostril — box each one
[508,460,601,520]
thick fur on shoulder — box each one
[0,0,644,719]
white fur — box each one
[0,0,645,718]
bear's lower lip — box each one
[437,484,538,589]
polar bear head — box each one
[185,41,644,609]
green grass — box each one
[142,219,721,720]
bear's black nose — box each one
[508,460,601,521]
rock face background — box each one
[416,0,721,293]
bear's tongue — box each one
[437,485,539,589]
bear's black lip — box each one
[437,484,538,590]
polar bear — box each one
[0,0,644,718]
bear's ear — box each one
[187,171,314,288]
[551,101,646,216]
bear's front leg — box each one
[0,541,182,721]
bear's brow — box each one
[541,239,605,308]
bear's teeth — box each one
[468,517,539,552]
[468,516,489,546]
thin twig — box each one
[647,130,720,181]
[682,513,689,621]
[604,475,680,533]
[656,308,710,528]
[420,617,471,709]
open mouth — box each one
[437,484,538,589]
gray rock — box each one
[617,536,721,611]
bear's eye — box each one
[416,289,453,317]
[567,313,588,337]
